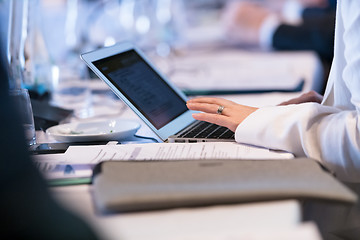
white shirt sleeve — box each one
[235,1,360,182]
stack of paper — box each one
[33,142,293,185]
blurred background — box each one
[0,0,336,122]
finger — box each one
[187,102,231,116]
[278,91,323,106]
[192,113,236,132]
[278,99,299,106]
[187,97,236,106]
[187,102,218,114]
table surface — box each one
[51,185,320,240]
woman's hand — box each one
[187,97,258,132]
[278,91,323,106]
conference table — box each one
[33,48,353,240]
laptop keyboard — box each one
[178,121,235,140]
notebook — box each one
[81,42,235,142]
[92,158,357,213]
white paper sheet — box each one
[63,142,293,164]
[34,142,293,181]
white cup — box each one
[9,88,36,146]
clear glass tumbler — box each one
[9,88,36,146]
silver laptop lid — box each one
[81,42,196,141]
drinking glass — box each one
[9,88,36,146]
[50,65,93,119]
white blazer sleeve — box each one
[235,1,360,182]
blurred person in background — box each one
[222,0,336,93]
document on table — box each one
[63,142,293,164]
[159,50,304,94]
[34,142,293,185]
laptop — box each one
[81,42,235,143]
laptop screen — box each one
[93,49,188,129]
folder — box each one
[92,158,357,213]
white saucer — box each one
[46,119,140,142]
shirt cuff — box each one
[235,108,263,145]
[234,106,278,150]
[259,14,281,50]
